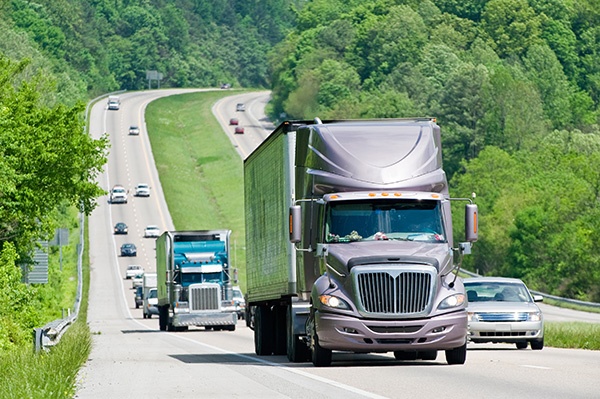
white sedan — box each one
[135,183,150,197]
[144,225,161,238]
[464,277,544,350]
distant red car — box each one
[229,118,239,125]
[234,126,245,134]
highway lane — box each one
[77,89,600,398]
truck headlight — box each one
[174,301,189,313]
[438,293,466,310]
[319,295,351,310]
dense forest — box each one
[267,0,600,301]
[1,0,600,350]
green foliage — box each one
[0,55,108,256]
[0,320,91,398]
[145,91,247,287]
[545,322,600,350]
[2,0,297,93]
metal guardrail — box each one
[461,268,600,309]
[33,185,86,351]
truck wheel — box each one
[225,325,236,332]
[254,305,274,355]
[311,328,332,367]
[158,306,168,331]
[445,343,467,365]
[286,305,310,362]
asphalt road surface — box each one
[76,89,600,399]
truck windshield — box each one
[181,272,222,286]
[325,199,446,243]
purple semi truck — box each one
[244,118,478,366]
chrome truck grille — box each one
[355,268,434,316]
[189,285,220,311]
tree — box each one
[0,55,108,255]
[481,0,542,58]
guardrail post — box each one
[33,328,43,353]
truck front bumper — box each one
[315,310,467,352]
[173,311,237,327]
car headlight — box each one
[319,295,351,310]
[438,293,466,310]
[528,312,542,322]
[467,312,480,322]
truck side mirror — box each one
[289,205,301,243]
[465,203,478,242]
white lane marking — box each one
[521,365,552,370]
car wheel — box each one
[531,338,544,350]
[516,341,528,349]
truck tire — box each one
[311,328,332,367]
[286,305,310,363]
[158,306,168,331]
[445,343,467,365]
[310,308,332,367]
[225,324,236,332]
[254,305,274,355]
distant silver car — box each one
[129,125,140,135]
[464,277,544,350]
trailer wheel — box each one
[286,305,310,362]
[445,343,467,365]
[225,324,236,332]
[254,305,274,355]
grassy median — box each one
[145,89,248,289]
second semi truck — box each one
[244,118,478,367]
[156,230,238,331]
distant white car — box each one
[135,183,150,197]
[125,265,143,279]
[236,103,245,112]
[144,225,161,238]
[110,185,128,204]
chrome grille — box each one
[189,285,220,311]
[477,312,529,322]
[356,270,433,315]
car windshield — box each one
[148,289,157,299]
[325,199,446,243]
[465,282,533,303]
